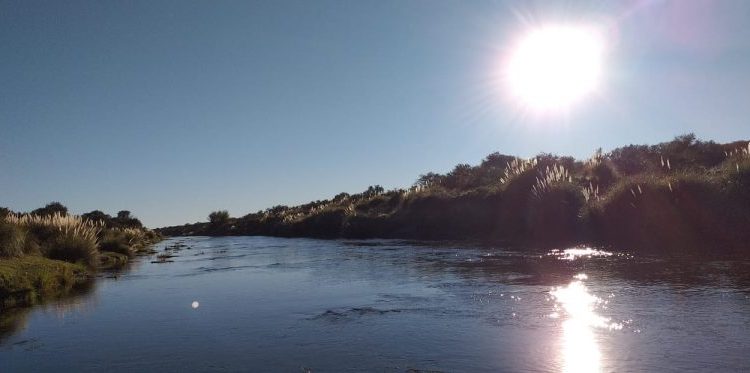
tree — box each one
[415,172,443,188]
[32,202,68,216]
[82,210,112,224]
[208,210,230,225]
[444,164,475,190]
[333,192,350,202]
[364,185,384,197]
[114,210,143,228]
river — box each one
[2,236,749,372]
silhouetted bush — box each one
[82,210,112,225]
[527,182,584,246]
[31,202,68,217]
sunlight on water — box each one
[550,274,622,373]
[549,247,614,261]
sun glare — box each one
[505,25,605,112]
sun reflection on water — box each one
[549,247,614,261]
[550,275,621,373]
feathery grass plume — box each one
[531,164,572,199]
[659,155,671,171]
[586,148,604,168]
[582,182,600,202]
[499,157,538,185]
[725,141,750,158]
[3,212,102,265]
[4,212,102,243]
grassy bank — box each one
[158,135,750,256]
[0,206,161,309]
[0,256,88,309]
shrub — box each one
[0,221,27,258]
[45,232,98,266]
[4,213,102,265]
[527,182,584,246]
[209,210,230,225]
[99,230,132,255]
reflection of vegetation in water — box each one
[0,257,88,308]
[0,277,96,343]
[0,306,32,342]
[158,135,750,255]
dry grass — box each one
[532,164,572,199]
[499,157,538,185]
[2,213,102,265]
[4,213,102,244]
[582,182,600,202]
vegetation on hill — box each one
[158,134,750,256]
[0,204,161,309]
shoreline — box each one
[158,136,750,256]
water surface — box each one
[2,237,749,372]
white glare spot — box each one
[191,301,200,309]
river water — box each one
[1,236,749,372]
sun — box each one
[505,25,605,112]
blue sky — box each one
[2,0,749,227]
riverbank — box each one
[0,256,88,309]
[0,206,161,309]
[158,135,750,256]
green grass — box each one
[0,256,89,309]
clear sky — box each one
[2,0,749,227]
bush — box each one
[527,182,584,246]
[209,210,230,225]
[584,161,619,190]
[0,221,27,258]
[45,233,98,266]
[99,230,132,255]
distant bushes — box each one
[209,210,230,225]
[158,135,750,255]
